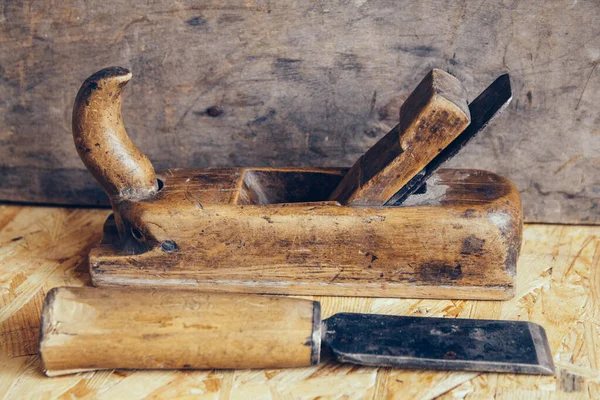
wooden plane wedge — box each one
[73,67,521,299]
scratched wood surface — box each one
[1,1,599,224]
[0,204,598,399]
[90,168,523,300]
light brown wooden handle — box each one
[329,69,470,205]
[39,287,321,376]
[72,67,157,203]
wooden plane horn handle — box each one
[72,67,157,203]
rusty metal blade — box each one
[386,74,512,206]
[323,313,554,375]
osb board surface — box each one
[0,204,599,399]
[0,1,599,224]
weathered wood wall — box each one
[0,0,598,223]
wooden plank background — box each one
[0,0,599,224]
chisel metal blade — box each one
[322,313,554,375]
[386,74,512,206]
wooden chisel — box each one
[40,287,554,376]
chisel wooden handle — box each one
[329,69,470,205]
[39,287,321,376]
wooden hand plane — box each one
[74,67,521,299]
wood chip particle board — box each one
[0,205,598,399]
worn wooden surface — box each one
[90,168,523,300]
[1,1,599,224]
[0,204,599,399]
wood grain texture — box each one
[0,1,598,224]
[0,205,598,398]
[40,287,320,376]
[89,168,522,300]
